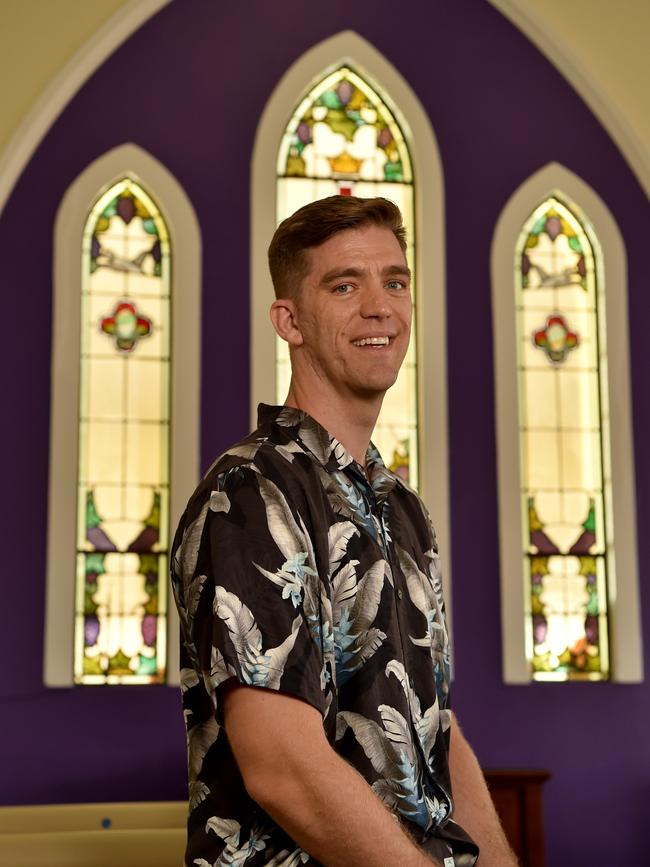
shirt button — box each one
[397,588,403,600]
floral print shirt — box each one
[171,404,478,867]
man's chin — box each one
[351,373,400,399]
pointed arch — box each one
[491,161,642,683]
[45,143,201,686]
[250,30,453,602]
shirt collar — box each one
[257,403,400,503]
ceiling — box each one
[0,0,648,193]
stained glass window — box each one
[516,196,611,681]
[76,178,170,684]
[276,66,418,487]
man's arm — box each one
[448,714,519,867]
[222,682,441,867]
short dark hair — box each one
[268,195,407,299]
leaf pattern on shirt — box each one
[200,817,271,866]
[188,715,220,812]
[396,544,451,699]
[251,475,328,668]
[297,415,334,465]
[180,502,210,592]
[396,545,447,652]
[253,476,319,607]
[327,521,360,575]
[206,646,237,697]
[214,586,302,689]
[336,705,430,828]
[333,559,388,686]
[337,659,450,831]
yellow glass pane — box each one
[275,347,292,404]
[85,421,124,484]
[522,369,558,430]
[91,487,130,550]
[518,287,558,311]
[86,357,125,420]
[92,485,123,523]
[373,423,418,486]
[554,286,593,310]
[380,362,417,426]
[87,267,126,297]
[126,359,165,422]
[277,178,339,219]
[519,336,547,371]
[534,491,563,526]
[525,431,561,490]
[124,484,162,525]
[558,370,600,430]
[559,431,602,490]
[125,422,167,486]
[113,271,166,298]
[98,222,129,259]
[92,484,159,551]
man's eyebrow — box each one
[383,264,412,279]
[319,264,411,285]
[319,267,364,285]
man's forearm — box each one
[448,715,518,867]
[251,742,440,867]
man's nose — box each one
[359,283,392,318]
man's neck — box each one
[284,379,382,467]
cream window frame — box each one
[491,161,643,684]
[249,30,453,609]
[45,143,201,687]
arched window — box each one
[492,162,643,683]
[45,144,201,687]
[275,64,418,485]
[252,33,449,603]
[75,178,171,684]
[517,195,609,680]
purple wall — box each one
[1,1,647,863]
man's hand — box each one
[222,682,441,867]
[448,714,519,867]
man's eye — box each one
[387,280,406,291]
[333,283,353,294]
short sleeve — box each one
[186,463,328,723]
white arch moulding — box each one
[491,160,643,684]
[249,30,454,609]
[45,142,202,687]
[0,0,170,219]
[489,0,650,201]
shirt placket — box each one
[373,488,453,825]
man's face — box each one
[290,224,412,401]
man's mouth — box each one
[352,336,391,347]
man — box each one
[171,197,517,866]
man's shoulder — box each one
[180,422,312,524]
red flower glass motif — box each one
[100,301,153,352]
[532,314,579,364]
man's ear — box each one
[270,298,304,346]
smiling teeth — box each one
[354,336,390,346]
